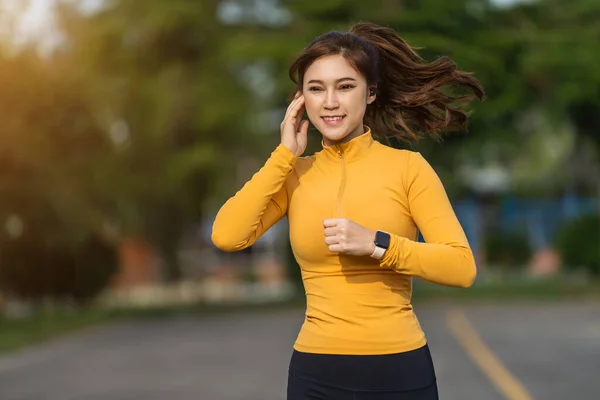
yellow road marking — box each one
[446,308,535,400]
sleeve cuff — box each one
[263,144,298,175]
[271,143,298,167]
[379,233,403,271]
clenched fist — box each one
[323,218,376,257]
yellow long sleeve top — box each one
[211,126,476,355]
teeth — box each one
[323,117,343,121]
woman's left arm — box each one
[379,151,477,288]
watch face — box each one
[375,231,390,248]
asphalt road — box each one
[0,301,598,400]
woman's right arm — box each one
[211,91,309,252]
[211,144,297,251]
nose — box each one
[323,89,339,110]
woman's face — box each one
[302,54,376,146]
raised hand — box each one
[280,91,309,157]
[323,218,377,257]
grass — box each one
[413,274,600,303]
[1,275,598,355]
[0,308,112,355]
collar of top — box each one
[317,125,375,163]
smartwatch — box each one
[371,230,390,260]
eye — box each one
[339,84,356,90]
[308,86,323,91]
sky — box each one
[12,0,101,50]
[13,0,54,45]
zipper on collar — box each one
[336,146,347,218]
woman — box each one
[212,21,484,400]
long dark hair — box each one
[289,21,485,143]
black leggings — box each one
[287,344,438,400]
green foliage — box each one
[0,232,118,304]
[483,228,532,268]
[554,213,600,276]
[50,0,263,280]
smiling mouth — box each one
[321,116,345,125]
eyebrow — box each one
[306,77,357,84]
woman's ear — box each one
[367,86,377,104]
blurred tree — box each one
[51,0,260,281]
[0,48,120,302]
[496,0,600,195]
[0,50,114,241]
